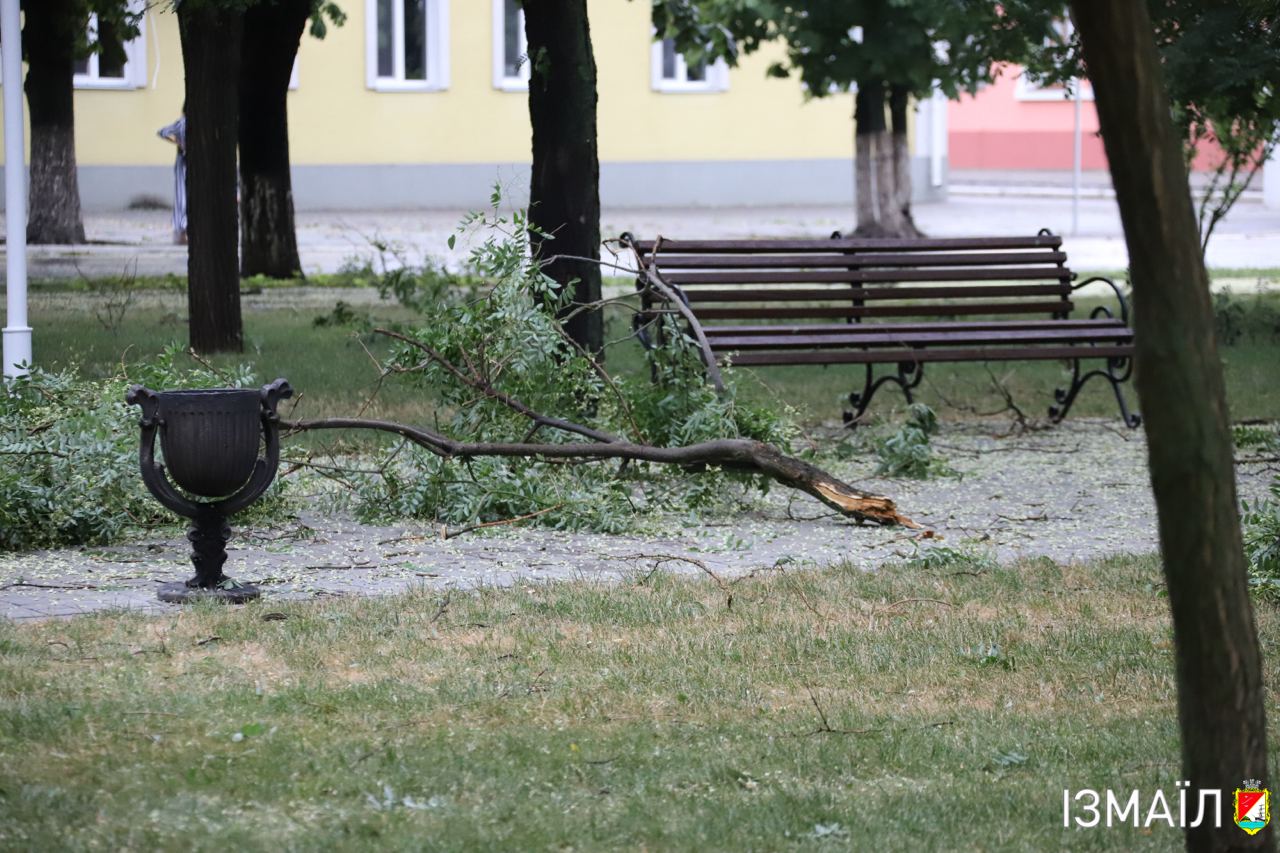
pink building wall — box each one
[949,64,1225,171]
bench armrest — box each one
[1071,276,1131,325]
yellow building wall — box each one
[6,0,857,168]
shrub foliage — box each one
[0,349,255,550]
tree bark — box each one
[238,0,308,280]
[22,0,86,245]
[1071,3,1271,851]
[178,3,244,353]
[854,81,885,236]
[523,0,604,357]
[874,129,903,235]
[889,84,923,238]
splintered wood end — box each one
[814,481,922,529]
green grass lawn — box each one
[27,282,1280,428]
[1,553,1276,850]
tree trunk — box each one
[178,3,244,353]
[874,129,903,235]
[22,0,86,245]
[238,0,308,280]
[854,81,885,236]
[1070,3,1271,851]
[889,84,923,238]
[523,0,603,357]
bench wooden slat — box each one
[693,301,1074,321]
[709,327,1132,351]
[645,251,1070,269]
[725,344,1133,367]
[683,284,1070,303]
[662,267,1072,286]
[632,235,1063,254]
[704,318,1122,336]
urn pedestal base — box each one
[157,580,262,604]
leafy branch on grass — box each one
[285,327,914,527]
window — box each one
[651,38,728,93]
[74,8,146,89]
[1014,74,1094,102]
[492,0,528,91]
[365,0,450,91]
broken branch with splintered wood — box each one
[283,326,916,527]
[285,416,916,527]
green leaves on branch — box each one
[649,0,1062,99]
[343,196,797,533]
[0,348,258,550]
[873,403,953,479]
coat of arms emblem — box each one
[1235,780,1270,836]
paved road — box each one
[4,189,1280,286]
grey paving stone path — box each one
[5,189,1280,286]
[2,420,1273,620]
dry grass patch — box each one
[1,552,1278,851]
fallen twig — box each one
[867,597,955,630]
[441,504,566,540]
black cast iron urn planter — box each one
[126,379,293,604]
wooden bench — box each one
[619,232,1140,427]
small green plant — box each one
[902,544,996,574]
[1213,288,1280,346]
[315,239,475,330]
[1243,478,1280,597]
[1233,422,1279,452]
[85,261,138,336]
[873,403,953,479]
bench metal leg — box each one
[843,361,924,426]
[1049,356,1141,428]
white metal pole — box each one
[1071,76,1083,236]
[2,0,30,379]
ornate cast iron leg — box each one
[157,508,259,604]
[1049,356,1141,428]
[187,507,231,589]
[843,360,925,426]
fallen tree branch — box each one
[283,416,916,527]
[441,504,566,539]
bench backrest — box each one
[630,235,1074,324]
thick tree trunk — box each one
[854,81,885,236]
[22,0,86,245]
[874,130,903,235]
[889,85,923,238]
[855,81,885,234]
[1071,3,1271,851]
[178,3,244,353]
[523,0,603,357]
[238,0,308,280]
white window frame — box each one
[365,0,450,92]
[491,0,528,92]
[651,38,728,94]
[74,3,147,90]
[1014,73,1094,102]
